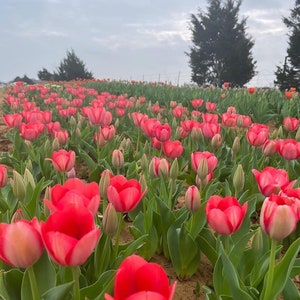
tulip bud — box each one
[11,208,24,222]
[296,127,300,141]
[262,140,277,156]
[76,127,81,138]
[139,174,148,194]
[252,227,264,254]
[67,167,76,178]
[44,139,51,156]
[112,149,124,170]
[191,127,203,142]
[211,133,222,148]
[277,126,283,139]
[140,154,148,173]
[70,116,77,129]
[233,164,245,194]
[185,185,201,212]
[11,170,26,201]
[197,159,208,181]
[52,137,60,151]
[114,118,120,129]
[231,136,240,156]
[143,140,150,155]
[170,158,179,180]
[24,168,35,189]
[102,203,118,236]
[99,169,111,199]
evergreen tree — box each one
[275,0,300,90]
[187,0,256,87]
[37,49,93,81]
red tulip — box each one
[277,139,300,160]
[141,118,161,137]
[283,117,299,132]
[185,185,201,212]
[107,175,145,212]
[260,194,298,241]
[252,166,295,196]
[131,112,148,127]
[150,157,170,177]
[104,254,176,300]
[200,123,221,139]
[112,149,124,169]
[262,140,277,156]
[48,149,76,172]
[172,106,186,119]
[202,113,219,124]
[221,113,238,127]
[53,129,69,145]
[163,140,184,159]
[191,151,218,174]
[44,178,100,215]
[0,165,8,187]
[248,87,256,94]
[3,113,23,128]
[94,125,116,147]
[41,203,100,266]
[152,137,163,150]
[237,114,252,128]
[19,121,45,141]
[205,102,217,112]
[190,99,203,109]
[154,123,171,142]
[246,123,269,147]
[0,217,44,268]
[205,196,248,235]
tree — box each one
[37,49,93,81]
[274,0,300,90]
[187,0,256,87]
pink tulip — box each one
[202,113,219,124]
[185,185,201,212]
[172,106,186,119]
[94,125,116,147]
[0,165,8,187]
[0,217,44,268]
[260,194,298,241]
[252,166,295,196]
[107,175,145,212]
[246,123,269,147]
[163,140,184,159]
[44,178,100,215]
[3,113,23,128]
[104,254,176,300]
[276,139,300,160]
[47,149,76,172]
[205,196,248,235]
[200,123,221,139]
[190,98,203,109]
[112,149,124,169]
[41,203,100,266]
[191,151,218,174]
[221,113,238,127]
[283,117,299,132]
[205,102,217,112]
[154,123,172,142]
[19,121,45,141]
[150,157,170,177]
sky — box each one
[0,0,296,87]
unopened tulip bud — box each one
[139,174,148,194]
[24,168,35,189]
[170,158,179,180]
[168,179,177,195]
[70,116,77,128]
[112,149,124,170]
[52,137,60,151]
[144,140,150,155]
[114,118,120,129]
[76,127,81,138]
[0,165,8,188]
[44,139,51,156]
[102,203,118,236]
[296,127,300,141]
[11,170,26,201]
[252,227,263,254]
[211,133,222,148]
[140,153,148,173]
[11,208,24,222]
[119,138,127,151]
[172,117,177,129]
[125,138,131,150]
[262,140,277,156]
[233,164,245,194]
[277,126,283,139]
[191,127,203,142]
[99,169,111,199]
[67,167,76,178]
[185,185,201,212]
[197,159,208,181]
[231,136,240,156]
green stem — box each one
[262,239,277,300]
[27,266,39,300]
[72,266,80,300]
[113,213,124,259]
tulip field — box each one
[1,80,300,299]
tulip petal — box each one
[119,187,141,212]
[66,228,100,266]
[207,209,232,235]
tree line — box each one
[36,0,300,90]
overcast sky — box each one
[0,0,295,87]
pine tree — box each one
[37,49,93,81]
[274,0,300,90]
[187,0,256,87]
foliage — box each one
[187,0,256,87]
[37,49,94,81]
[275,0,300,90]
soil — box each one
[0,88,212,299]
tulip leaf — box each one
[0,268,23,300]
[261,237,300,300]
[21,252,56,299]
[282,278,300,300]
[80,270,115,300]
[167,223,200,280]
[42,281,74,300]
[220,244,253,300]
[197,228,218,266]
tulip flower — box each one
[260,194,298,241]
[104,254,176,300]
[202,113,219,124]
[276,139,300,160]
[41,203,100,266]
[163,140,184,159]
[149,156,170,177]
[205,195,248,235]
[200,122,221,139]
[0,217,44,268]
[221,113,238,127]
[140,118,161,137]
[19,121,45,141]
[185,185,201,212]
[154,123,172,142]
[94,125,116,147]
[172,106,186,118]
[3,113,23,128]
[246,123,269,147]
[190,98,203,109]
[47,149,76,173]
[252,166,295,196]
[283,117,299,132]
[262,140,277,156]
[191,151,218,174]
[44,178,100,215]
[107,175,145,212]
[53,129,69,145]
[131,112,148,127]
[236,114,252,128]
[205,102,217,112]
[0,164,8,187]
[112,149,124,170]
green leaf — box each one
[0,269,23,300]
[282,278,300,300]
[261,237,300,300]
[197,228,218,266]
[80,270,115,300]
[220,244,253,300]
[42,282,74,300]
